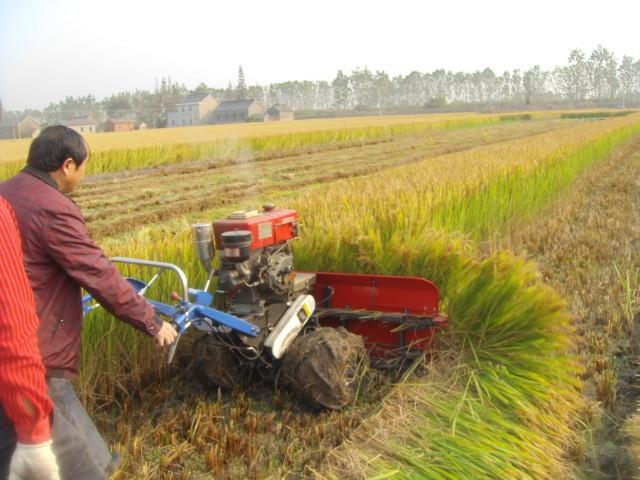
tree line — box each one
[6,46,640,129]
[275,46,639,112]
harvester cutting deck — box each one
[84,205,448,409]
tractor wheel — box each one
[281,327,368,410]
[192,334,242,390]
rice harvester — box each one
[84,205,448,409]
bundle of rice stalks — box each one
[310,232,581,479]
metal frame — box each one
[111,256,190,301]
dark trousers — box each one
[0,378,117,480]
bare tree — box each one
[373,71,392,114]
[588,45,617,100]
[619,56,636,108]
[561,49,589,104]
[523,66,548,105]
[332,70,351,110]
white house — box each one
[167,94,218,127]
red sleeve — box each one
[43,205,161,336]
[0,198,53,444]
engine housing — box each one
[211,206,314,348]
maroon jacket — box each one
[0,168,161,379]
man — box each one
[0,197,59,479]
[0,125,177,479]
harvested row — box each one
[77,118,575,239]
[502,139,640,478]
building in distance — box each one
[63,116,97,134]
[264,104,294,122]
[105,119,135,132]
[211,99,265,124]
[0,114,42,139]
[167,94,218,128]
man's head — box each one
[27,125,90,193]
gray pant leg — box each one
[0,405,16,480]
[48,378,111,480]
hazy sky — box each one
[0,0,637,110]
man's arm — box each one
[43,206,163,337]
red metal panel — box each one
[318,317,440,354]
[313,272,440,315]
[213,208,298,250]
[311,272,447,355]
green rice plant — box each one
[81,117,640,398]
[561,110,636,119]
[0,161,23,181]
[426,123,640,241]
[78,226,206,404]
[500,113,532,121]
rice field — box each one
[0,112,506,177]
[75,118,578,239]
[5,111,640,478]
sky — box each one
[0,0,638,111]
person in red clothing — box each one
[0,126,178,479]
[0,197,59,479]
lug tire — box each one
[281,327,368,410]
[192,334,243,390]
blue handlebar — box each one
[83,277,260,338]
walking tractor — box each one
[84,205,448,409]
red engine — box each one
[213,205,299,251]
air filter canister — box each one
[221,230,253,261]
[192,223,215,263]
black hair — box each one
[27,125,89,172]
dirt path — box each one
[497,136,640,478]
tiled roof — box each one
[214,99,256,113]
[176,94,211,105]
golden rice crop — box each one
[0,112,497,165]
[0,109,576,179]
[78,112,640,478]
